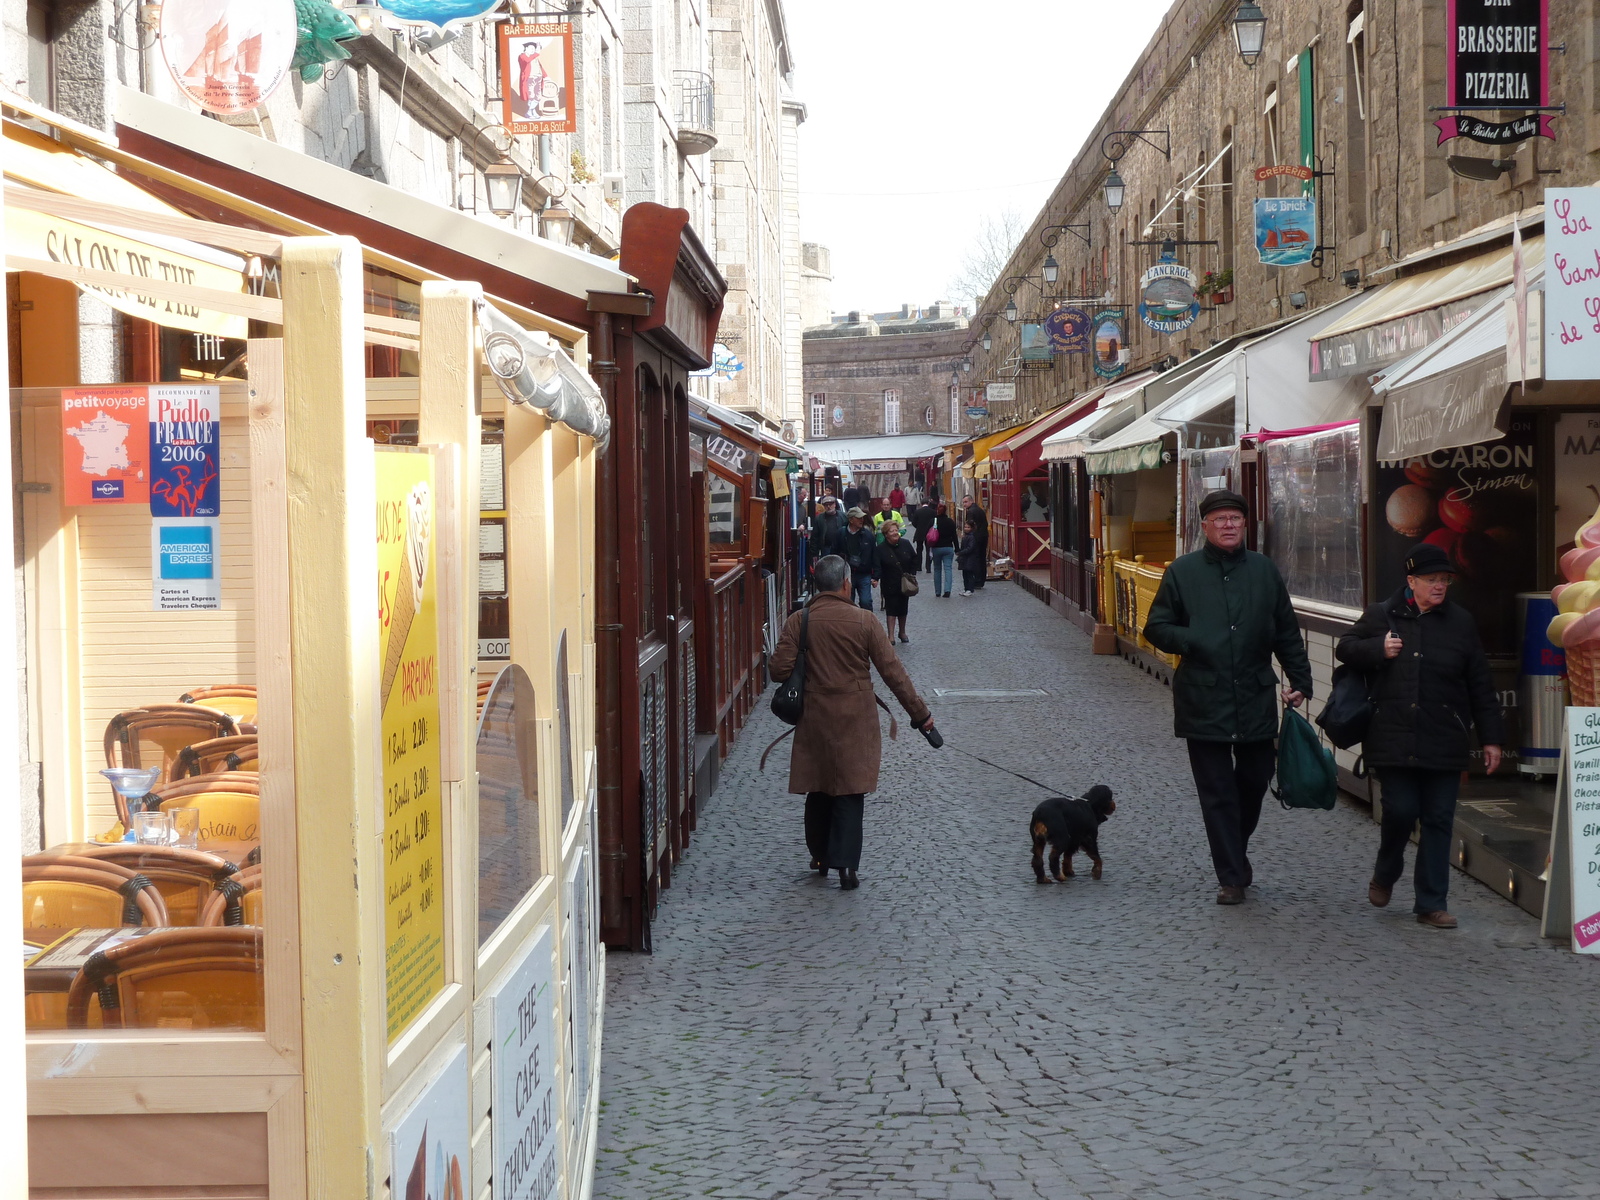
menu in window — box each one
[376,448,446,1040]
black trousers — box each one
[805,792,865,870]
[1187,739,1277,888]
[1374,767,1460,913]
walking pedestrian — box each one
[1336,543,1505,929]
[843,482,861,510]
[875,521,919,643]
[769,554,936,890]
[809,496,844,568]
[910,501,936,570]
[1143,489,1314,906]
[872,495,907,538]
[904,478,923,507]
[839,507,878,610]
[889,480,906,510]
[928,501,958,598]
[956,519,985,597]
[962,496,990,588]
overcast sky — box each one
[786,0,1175,316]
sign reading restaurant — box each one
[1436,0,1555,146]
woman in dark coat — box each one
[1336,542,1505,929]
[956,519,984,597]
[874,520,920,643]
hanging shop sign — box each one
[61,386,151,506]
[1544,189,1600,380]
[1435,112,1556,145]
[150,385,221,518]
[376,450,446,1041]
[159,0,298,116]
[1445,0,1548,106]
[986,382,1016,406]
[1093,309,1129,379]
[1253,164,1314,182]
[965,406,989,419]
[1020,322,1052,364]
[1254,197,1318,267]
[1139,255,1200,334]
[490,925,561,1200]
[1371,415,1536,656]
[1044,306,1092,354]
[500,22,577,136]
[387,1043,470,1200]
[377,0,505,31]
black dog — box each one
[1030,786,1116,883]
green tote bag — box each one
[1272,707,1338,811]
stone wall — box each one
[802,325,973,440]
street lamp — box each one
[483,156,524,218]
[534,175,576,246]
[960,356,973,372]
[1103,167,1126,214]
[1232,0,1267,67]
[1042,254,1059,285]
[1003,298,1019,323]
[981,330,992,352]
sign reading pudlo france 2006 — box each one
[1139,256,1200,334]
[150,385,220,518]
[1254,197,1318,267]
[1565,708,1600,953]
[1044,307,1091,354]
[1437,0,1555,146]
[158,0,297,116]
[61,386,150,506]
[501,23,576,136]
[1544,189,1600,380]
[491,924,560,1200]
[377,449,446,1041]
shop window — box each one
[810,392,827,438]
[1020,480,1050,524]
[476,663,542,946]
[884,389,900,435]
[1261,427,1363,608]
[1346,6,1369,236]
[708,471,742,546]
[477,423,509,662]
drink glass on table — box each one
[133,811,172,846]
[170,807,200,849]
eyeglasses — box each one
[1205,514,1246,527]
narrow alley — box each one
[597,583,1600,1200]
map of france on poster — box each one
[1566,708,1600,953]
[377,448,447,1040]
[61,386,150,505]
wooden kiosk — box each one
[9,108,607,1199]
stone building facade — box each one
[966,0,1598,420]
[802,305,973,442]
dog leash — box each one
[936,741,1062,795]
[758,695,901,773]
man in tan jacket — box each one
[769,555,935,890]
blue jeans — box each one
[931,546,954,595]
[851,571,874,610]
[1375,768,1460,913]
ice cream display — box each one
[382,481,432,711]
[1549,499,1600,705]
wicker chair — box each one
[174,735,259,779]
[198,864,262,926]
[21,854,169,928]
[179,686,257,724]
[65,926,264,1030]
[102,707,240,824]
[150,772,260,805]
[68,844,241,927]
[157,792,261,846]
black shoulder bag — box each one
[770,609,810,726]
[1316,614,1396,751]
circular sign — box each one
[160,0,297,116]
[1139,260,1201,334]
[832,406,845,426]
[1044,306,1092,354]
[923,405,935,427]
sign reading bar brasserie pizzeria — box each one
[1436,0,1555,146]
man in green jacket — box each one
[1144,489,1314,906]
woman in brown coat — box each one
[769,555,934,889]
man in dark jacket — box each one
[1145,489,1314,905]
[1336,543,1504,928]
[910,501,937,569]
[809,496,844,568]
[838,507,879,610]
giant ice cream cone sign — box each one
[376,451,445,1040]
[1549,498,1600,705]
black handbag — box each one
[1316,617,1394,750]
[770,609,810,726]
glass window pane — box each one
[1261,427,1363,607]
[709,475,742,545]
[476,664,543,945]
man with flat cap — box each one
[1145,489,1314,905]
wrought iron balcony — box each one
[675,71,717,155]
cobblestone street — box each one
[596,582,1600,1200]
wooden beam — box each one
[5,182,285,256]
[282,236,383,1197]
[5,254,281,323]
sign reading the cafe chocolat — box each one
[376,449,446,1041]
[490,924,561,1200]
[159,0,297,116]
[1436,0,1554,146]
[1544,189,1600,380]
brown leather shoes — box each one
[1416,910,1458,929]
[1215,885,1246,905]
[1368,880,1392,907]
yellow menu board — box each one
[376,449,446,1040]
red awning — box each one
[988,389,1105,480]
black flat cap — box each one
[1404,542,1458,576]
[1198,489,1248,518]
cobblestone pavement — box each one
[596,582,1600,1200]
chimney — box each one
[847,310,862,324]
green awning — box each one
[1085,437,1166,475]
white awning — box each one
[804,432,954,468]
[1041,370,1157,460]
[115,85,630,303]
